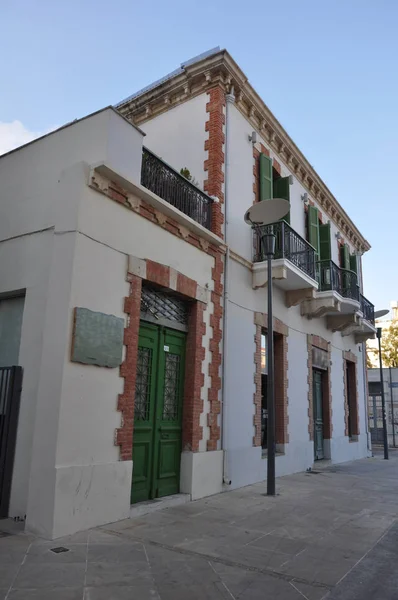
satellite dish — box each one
[375,309,389,319]
[244,198,290,226]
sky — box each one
[1,0,396,313]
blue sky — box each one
[1,0,396,312]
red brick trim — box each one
[204,86,225,239]
[253,313,289,447]
[183,302,206,451]
[273,159,281,175]
[343,350,357,364]
[203,85,225,451]
[307,335,333,441]
[146,261,170,288]
[116,275,142,460]
[275,333,289,445]
[253,323,262,447]
[207,252,223,450]
[116,260,207,460]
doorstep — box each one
[130,493,190,519]
[311,459,332,471]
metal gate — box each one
[368,394,384,445]
[0,366,22,518]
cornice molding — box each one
[117,50,370,253]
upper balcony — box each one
[301,259,360,324]
[355,293,376,341]
[141,148,214,230]
[252,221,318,307]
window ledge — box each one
[349,436,359,443]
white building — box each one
[368,367,398,447]
[0,48,376,539]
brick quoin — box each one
[203,85,225,451]
[116,260,207,459]
[204,86,225,240]
[183,302,206,451]
[116,275,142,460]
[253,324,262,447]
[207,251,223,450]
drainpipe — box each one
[221,85,235,486]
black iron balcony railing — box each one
[253,221,316,280]
[318,260,360,302]
[360,294,375,324]
[141,148,213,230]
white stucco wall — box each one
[141,94,208,190]
[0,109,146,530]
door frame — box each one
[131,321,186,503]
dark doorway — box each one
[0,367,23,518]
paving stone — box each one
[13,562,86,589]
[7,588,83,600]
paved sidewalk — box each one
[1,450,398,599]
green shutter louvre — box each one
[273,176,290,224]
[349,253,358,274]
[319,223,331,261]
[340,243,350,270]
[259,153,273,201]
[307,206,320,256]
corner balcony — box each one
[302,260,362,332]
[353,294,376,342]
[252,221,318,307]
[141,148,213,230]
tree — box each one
[380,322,398,368]
[366,349,377,369]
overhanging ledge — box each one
[90,162,225,248]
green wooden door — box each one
[313,370,324,461]
[131,323,185,504]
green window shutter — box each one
[273,176,290,224]
[349,253,358,274]
[319,223,331,261]
[307,206,320,256]
[340,243,350,270]
[259,153,273,201]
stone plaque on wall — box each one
[71,307,124,368]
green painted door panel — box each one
[319,223,332,261]
[154,328,185,498]
[132,324,185,504]
[131,323,159,504]
[259,153,273,201]
[313,370,324,461]
[307,206,320,257]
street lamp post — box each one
[377,327,389,460]
[374,309,389,460]
[244,198,289,496]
